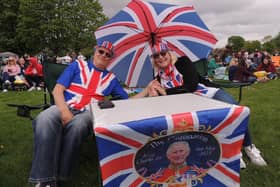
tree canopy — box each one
[0,0,107,56]
[227,33,280,53]
[0,0,20,52]
[227,36,245,52]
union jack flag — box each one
[95,0,217,87]
[60,60,116,111]
[94,106,249,187]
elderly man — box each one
[155,141,192,184]
[29,41,158,187]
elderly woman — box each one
[2,56,21,92]
[149,41,267,169]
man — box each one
[29,41,156,187]
[155,141,193,184]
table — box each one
[91,94,249,187]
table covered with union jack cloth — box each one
[90,94,250,187]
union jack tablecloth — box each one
[94,105,249,187]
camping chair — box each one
[194,58,253,104]
[7,58,67,119]
[43,58,68,105]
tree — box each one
[262,41,275,54]
[227,36,245,52]
[0,0,20,52]
[16,0,107,56]
[244,40,261,53]
[261,35,272,44]
[272,32,280,50]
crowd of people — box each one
[0,51,87,93]
[208,49,279,83]
[0,55,43,92]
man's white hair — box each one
[166,141,190,156]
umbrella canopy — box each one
[95,0,217,87]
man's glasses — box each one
[98,49,112,59]
[152,51,167,59]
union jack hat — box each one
[151,41,170,55]
[98,41,114,55]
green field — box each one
[0,80,279,187]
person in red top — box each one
[24,57,43,91]
[256,56,278,80]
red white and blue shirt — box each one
[57,59,128,111]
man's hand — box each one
[61,108,74,127]
[52,84,74,127]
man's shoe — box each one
[36,87,42,91]
[240,157,246,169]
[2,89,8,93]
[244,144,267,166]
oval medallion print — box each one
[134,131,221,184]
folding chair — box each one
[194,58,253,104]
[43,58,68,105]
[7,57,67,119]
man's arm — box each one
[52,84,73,126]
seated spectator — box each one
[25,57,43,91]
[17,57,30,87]
[228,58,239,81]
[207,54,223,78]
[233,58,257,83]
[244,51,257,71]
[149,41,266,169]
[256,56,278,80]
[18,57,28,75]
[2,56,21,92]
[28,41,159,186]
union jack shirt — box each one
[57,59,128,111]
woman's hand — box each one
[148,80,166,97]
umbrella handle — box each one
[151,32,156,46]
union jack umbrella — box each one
[95,0,217,87]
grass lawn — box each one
[0,80,279,187]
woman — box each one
[150,42,267,168]
[2,56,21,92]
[256,56,277,80]
[207,54,223,78]
[233,58,257,83]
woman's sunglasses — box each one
[152,51,167,59]
[98,49,112,58]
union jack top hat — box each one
[151,41,170,55]
[98,41,114,55]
